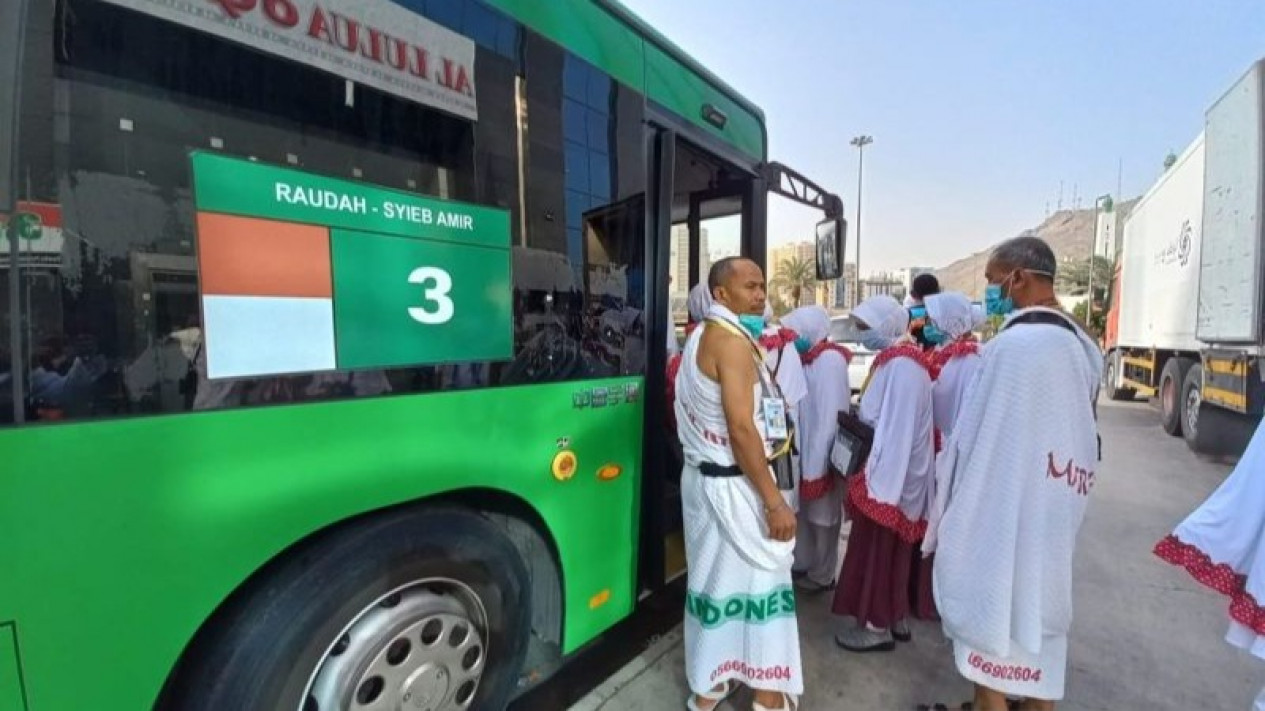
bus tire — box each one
[1104,352,1136,402]
[1160,357,1194,435]
[165,506,531,711]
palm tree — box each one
[766,277,790,316]
[776,256,815,307]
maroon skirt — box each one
[909,550,940,621]
[831,507,913,629]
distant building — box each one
[893,267,936,297]
[861,272,907,301]
[832,263,859,310]
[1094,201,1134,263]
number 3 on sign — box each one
[407,267,455,324]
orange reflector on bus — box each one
[596,464,623,481]
[589,589,612,610]
[551,451,577,481]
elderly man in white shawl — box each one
[781,305,853,594]
[832,295,936,652]
[675,256,802,711]
[924,236,1101,711]
[1156,416,1265,710]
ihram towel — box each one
[928,307,1101,700]
[1156,415,1265,710]
[675,304,802,696]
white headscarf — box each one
[686,283,713,323]
[764,302,775,322]
[925,292,975,340]
[781,305,831,345]
[971,303,987,330]
[852,295,909,342]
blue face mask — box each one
[984,283,1014,316]
[794,336,813,354]
[922,322,947,346]
[860,332,892,352]
[737,313,766,340]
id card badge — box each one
[762,397,789,440]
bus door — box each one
[640,123,765,592]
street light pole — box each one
[850,135,873,308]
[1087,194,1113,328]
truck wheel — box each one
[1180,364,1245,455]
[1104,353,1137,402]
[164,507,531,711]
[1160,357,1194,436]
[1181,363,1204,448]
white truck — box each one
[1104,59,1265,455]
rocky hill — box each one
[935,201,1138,299]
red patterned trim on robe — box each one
[759,327,799,352]
[870,343,936,378]
[802,341,853,365]
[930,338,980,379]
[933,428,943,455]
[1155,534,1265,635]
[800,472,837,501]
[847,470,928,544]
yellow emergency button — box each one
[596,463,623,481]
[551,450,578,481]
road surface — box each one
[569,399,1263,711]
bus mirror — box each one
[815,217,846,281]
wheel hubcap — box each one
[1186,386,1201,436]
[302,579,488,711]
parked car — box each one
[828,314,874,393]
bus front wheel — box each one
[166,507,531,711]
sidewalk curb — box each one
[567,625,684,711]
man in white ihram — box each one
[924,237,1101,711]
[676,256,801,711]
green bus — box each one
[0,0,843,709]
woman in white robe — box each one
[908,292,983,621]
[781,306,852,593]
[832,295,936,652]
[1157,417,1265,710]
[926,292,984,439]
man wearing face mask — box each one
[922,237,1102,711]
[674,257,802,711]
[832,295,936,652]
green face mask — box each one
[737,313,766,339]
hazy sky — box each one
[625,0,1265,275]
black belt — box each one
[699,462,744,478]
